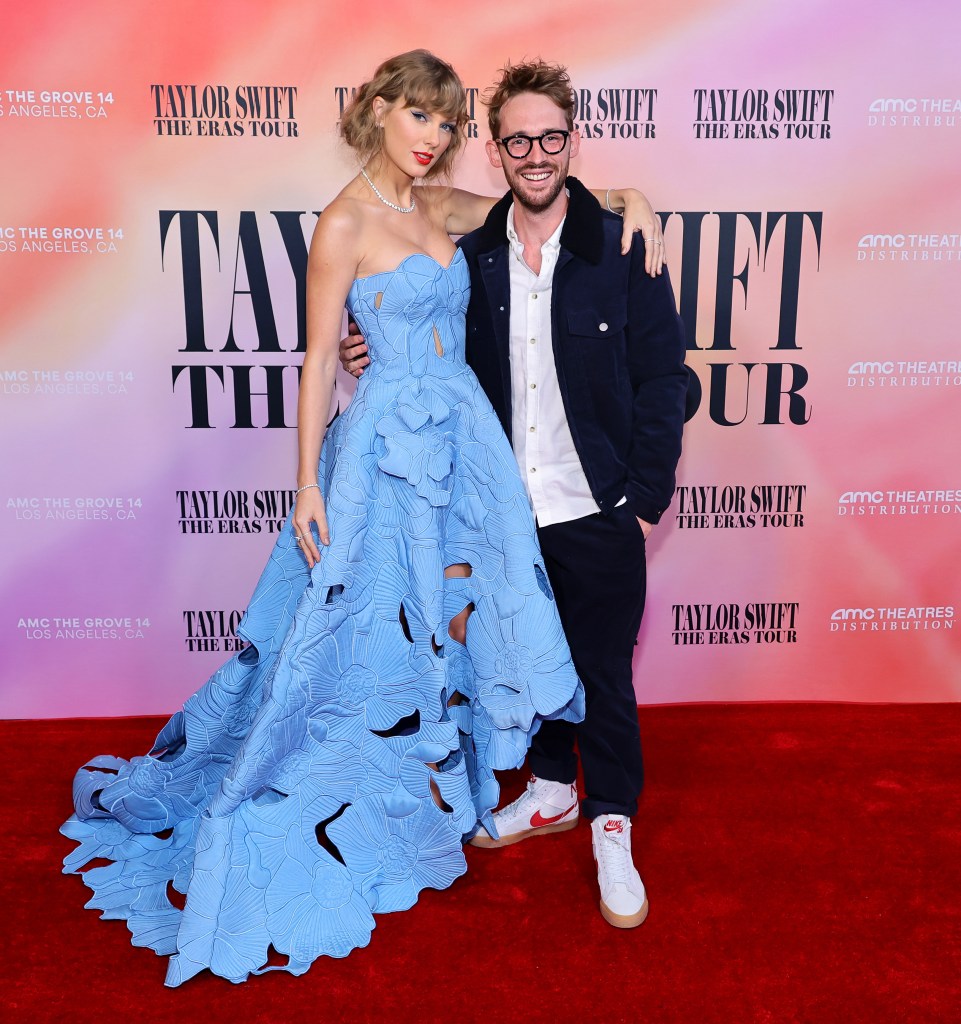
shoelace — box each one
[495,778,574,826]
[596,826,633,885]
[503,778,542,817]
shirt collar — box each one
[506,202,566,261]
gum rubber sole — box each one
[599,896,649,929]
[469,817,579,849]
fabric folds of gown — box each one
[61,250,584,985]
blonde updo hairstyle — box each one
[341,50,469,180]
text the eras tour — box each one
[160,209,821,429]
[150,84,298,137]
[693,89,833,139]
[177,489,295,534]
[333,86,658,141]
[675,484,805,528]
[182,609,247,652]
[672,602,799,645]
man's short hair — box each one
[485,60,576,139]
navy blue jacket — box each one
[459,176,688,525]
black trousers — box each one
[529,504,647,820]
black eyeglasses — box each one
[495,130,571,159]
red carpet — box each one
[3,704,960,1023]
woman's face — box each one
[373,97,456,177]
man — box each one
[343,61,688,930]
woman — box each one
[61,50,662,986]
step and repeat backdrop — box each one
[2,0,959,717]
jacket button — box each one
[599,322,608,332]
[488,257,494,263]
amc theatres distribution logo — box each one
[829,606,955,634]
[151,84,299,137]
[837,489,961,518]
[867,97,961,128]
[846,360,961,389]
[692,88,833,139]
[672,602,799,645]
[857,233,961,264]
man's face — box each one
[486,92,580,212]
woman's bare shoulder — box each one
[310,188,369,252]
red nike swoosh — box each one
[530,801,577,827]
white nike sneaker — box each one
[469,775,579,849]
[591,815,649,928]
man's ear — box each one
[486,138,503,169]
[569,128,581,160]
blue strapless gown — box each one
[61,250,584,985]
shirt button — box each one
[599,322,608,332]
[530,467,537,473]
[529,425,536,432]
[499,306,505,311]
[488,257,494,263]
[530,383,536,389]
[532,293,538,300]
[529,337,536,344]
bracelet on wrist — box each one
[295,483,320,496]
[605,189,624,216]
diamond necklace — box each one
[361,167,416,214]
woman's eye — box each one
[411,110,427,122]
[441,123,455,134]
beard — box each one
[505,160,568,212]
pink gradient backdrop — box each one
[2,0,959,717]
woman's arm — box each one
[429,186,497,237]
[429,185,664,275]
[293,205,363,568]
[590,188,664,272]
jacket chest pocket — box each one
[566,310,627,381]
[566,309,627,342]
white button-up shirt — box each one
[506,205,600,528]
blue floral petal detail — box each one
[329,795,467,914]
[61,246,583,986]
